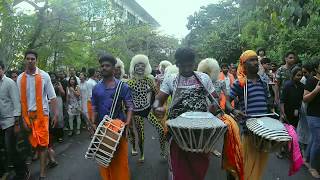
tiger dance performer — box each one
[127,54,166,162]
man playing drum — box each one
[153,47,218,180]
[91,54,133,180]
[226,50,270,180]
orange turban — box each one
[237,50,258,88]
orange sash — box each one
[218,72,235,110]
[220,114,244,180]
[21,71,44,126]
[20,71,48,147]
[87,101,93,121]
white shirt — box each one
[0,75,21,129]
[17,68,56,115]
[160,72,215,95]
[87,78,97,99]
[225,75,231,95]
[79,81,90,113]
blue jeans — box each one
[306,116,320,170]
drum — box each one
[85,115,125,167]
[246,117,292,153]
[166,112,227,153]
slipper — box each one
[308,168,320,179]
[138,155,144,163]
[131,149,138,156]
[47,161,58,168]
[276,152,284,159]
[212,150,221,157]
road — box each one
[29,121,313,180]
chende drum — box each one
[166,112,227,153]
[246,117,292,153]
[85,115,125,167]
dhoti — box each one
[27,111,49,148]
[99,137,130,180]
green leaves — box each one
[184,0,320,64]
[0,0,178,72]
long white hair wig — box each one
[164,65,179,76]
[115,58,125,78]
[197,58,220,81]
[158,60,172,74]
[129,54,152,77]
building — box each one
[112,0,160,27]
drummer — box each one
[153,47,218,180]
[91,53,133,180]
[226,50,270,180]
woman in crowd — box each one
[280,66,304,128]
[303,60,320,178]
[67,76,81,136]
[297,62,314,156]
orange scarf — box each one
[218,72,235,109]
[237,50,258,88]
[220,114,244,180]
[20,71,44,127]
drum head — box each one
[246,117,291,142]
[166,112,226,129]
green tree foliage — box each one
[0,0,178,72]
[184,0,320,64]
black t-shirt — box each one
[280,80,304,127]
[59,79,68,102]
[305,77,320,117]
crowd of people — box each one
[0,47,319,180]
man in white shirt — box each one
[86,68,97,122]
[0,61,23,178]
[66,67,80,85]
[17,50,58,179]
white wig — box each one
[129,54,152,77]
[164,65,179,76]
[158,60,172,74]
[197,58,220,81]
[115,58,125,78]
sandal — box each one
[131,149,138,156]
[212,149,222,157]
[308,168,320,179]
[138,155,144,163]
[47,161,58,168]
[276,152,284,159]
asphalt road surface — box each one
[29,121,313,180]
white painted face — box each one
[134,62,146,76]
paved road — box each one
[29,121,314,180]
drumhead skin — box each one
[246,117,291,141]
[166,112,226,129]
[246,117,292,152]
[166,112,227,153]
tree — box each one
[184,0,320,64]
[0,0,179,72]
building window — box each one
[127,12,136,25]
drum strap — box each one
[193,72,225,114]
[244,79,248,115]
[109,80,123,119]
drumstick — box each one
[246,112,280,118]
